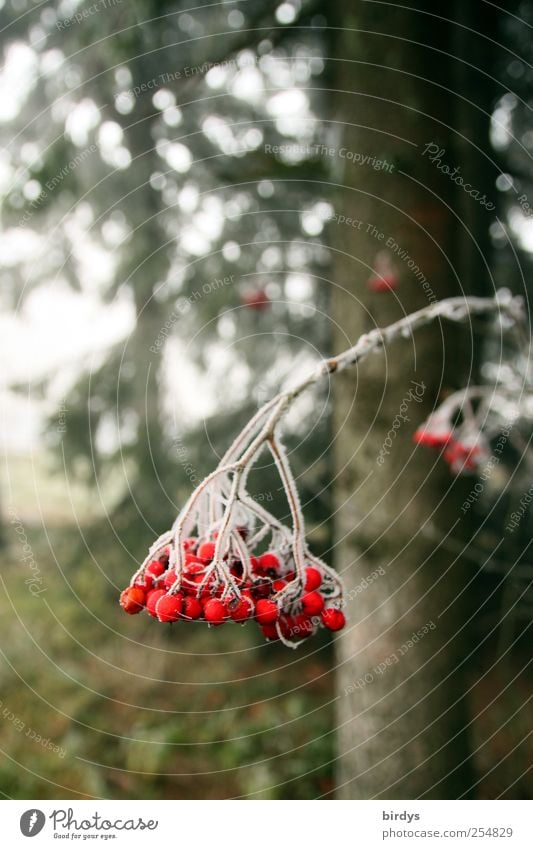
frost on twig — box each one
[120,292,526,647]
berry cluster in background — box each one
[120,534,345,647]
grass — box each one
[0,458,336,799]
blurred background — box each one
[0,0,532,799]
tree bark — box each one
[329,1,495,799]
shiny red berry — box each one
[203,598,227,624]
[280,614,313,640]
[304,567,322,592]
[146,560,165,579]
[197,541,216,562]
[321,608,346,632]
[255,599,279,625]
[292,614,314,638]
[134,574,154,591]
[146,589,166,618]
[182,597,203,620]
[261,623,279,640]
[228,594,254,622]
[259,551,281,571]
[156,593,183,623]
[163,569,177,590]
[119,586,146,614]
[184,552,203,567]
[182,572,208,594]
[301,591,325,617]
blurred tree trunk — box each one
[330,1,497,798]
[111,92,178,543]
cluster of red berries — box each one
[413,423,487,473]
[120,538,345,645]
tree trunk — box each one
[330,0,495,799]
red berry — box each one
[443,440,484,472]
[182,537,198,552]
[301,591,325,617]
[146,589,166,618]
[272,579,287,593]
[184,552,203,567]
[261,623,279,640]
[321,608,346,632]
[182,597,203,620]
[259,551,281,571]
[119,586,146,614]
[156,593,183,623]
[197,541,216,562]
[184,563,205,578]
[134,574,154,591]
[413,427,453,449]
[304,567,322,592]
[279,615,296,639]
[146,559,165,578]
[292,614,314,638]
[242,289,270,310]
[182,571,207,592]
[255,599,279,625]
[203,598,227,624]
[280,614,313,640]
[367,272,398,293]
[228,593,254,622]
[163,569,177,590]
